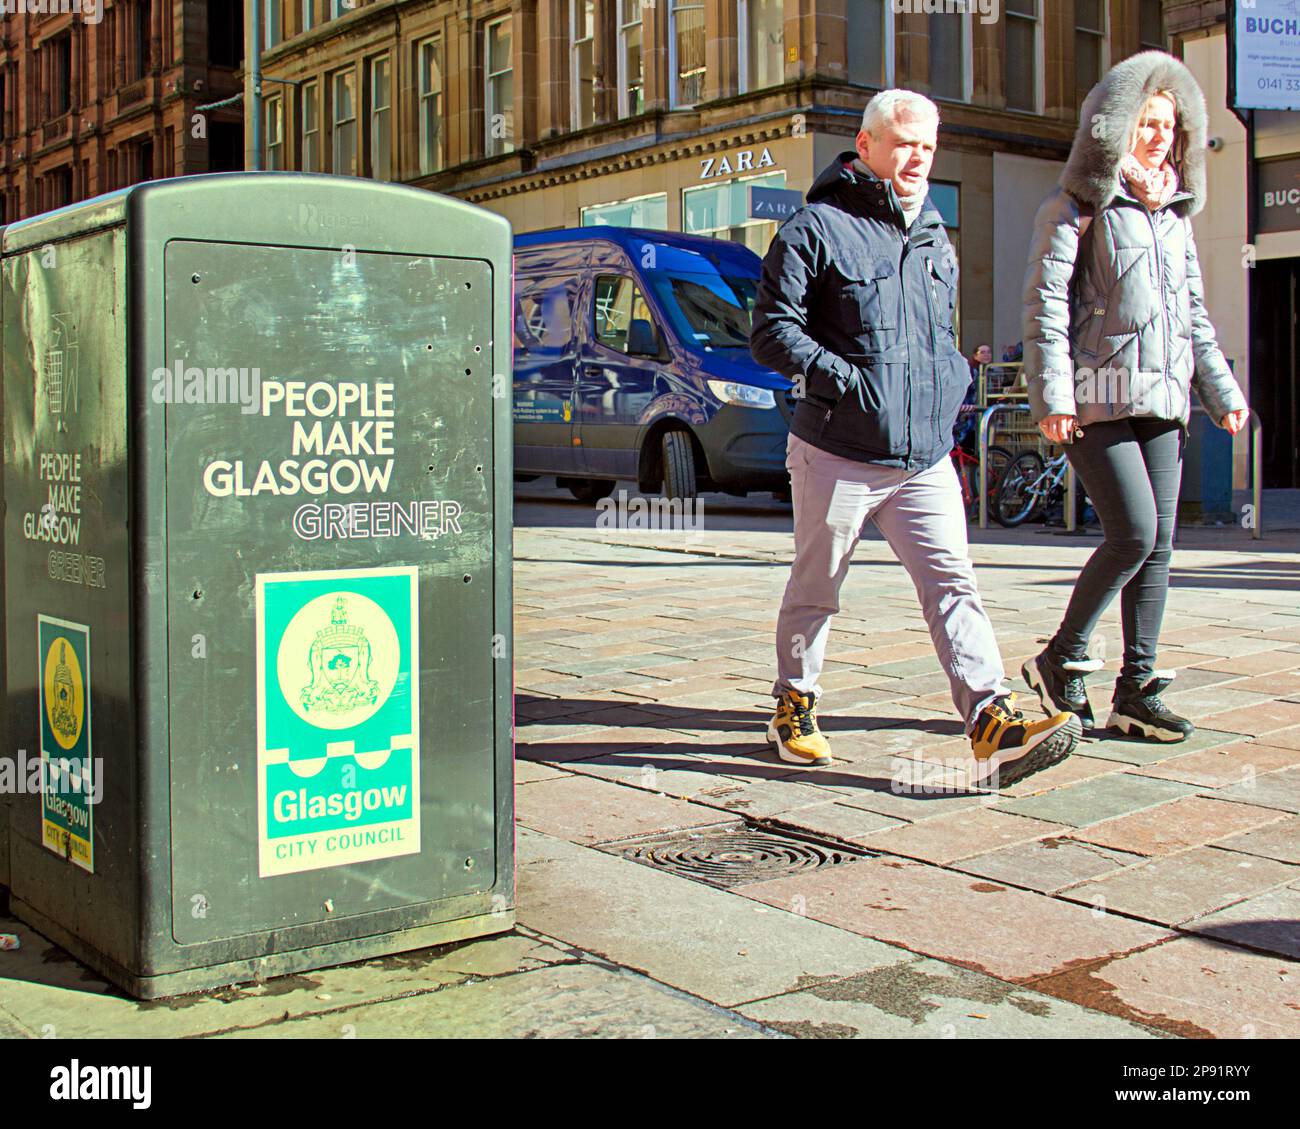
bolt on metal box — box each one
[1,173,515,998]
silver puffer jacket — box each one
[1022,51,1247,427]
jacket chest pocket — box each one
[924,254,957,335]
[839,255,898,334]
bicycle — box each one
[951,439,1013,521]
[993,449,1088,527]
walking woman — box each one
[1021,51,1249,742]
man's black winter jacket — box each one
[750,153,971,470]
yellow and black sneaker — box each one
[767,690,832,767]
[969,694,1080,788]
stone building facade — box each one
[252,0,1167,360]
[0,1,246,224]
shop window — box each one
[682,171,786,257]
[582,193,669,229]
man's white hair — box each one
[861,89,941,136]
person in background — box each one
[1020,52,1248,742]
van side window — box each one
[594,275,657,354]
[514,276,576,351]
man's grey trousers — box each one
[773,434,1010,732]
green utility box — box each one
[1,174,514,998]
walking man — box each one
[750,90,1080,787]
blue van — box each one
[511,227,793,502]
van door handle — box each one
[582,364,603,376]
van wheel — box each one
[662,430,697,501]
[567,478,617,504]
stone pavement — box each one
[0,486,1296,1038]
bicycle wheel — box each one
[984,445,1014,505]
[994,451,1046,527]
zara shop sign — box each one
[699,147,776,179]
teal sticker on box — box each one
[256,566,420,877]
[38,615,94,873]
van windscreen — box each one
[646,267,757,351]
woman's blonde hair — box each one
[1129,88,1185,168]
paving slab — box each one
[953,837,1149,895]
[1132,740,1300,788]
[1181,887,1300,959]
[1067,796,1287,857]
[736,956,1161,1039]
[769,802,904,842]
[995,772,1200,827]
[1199,699,1300,738]
[214,961,771,1039]
[1213,765,1300,812]
[734,856,1172,982]
[1031,935,1299,1038]
[1061,846,1299,925]
[0,917,568,1039]
[855,807,1061,865]
[515,773,732,846]
[516,828,911,1007]
[1214,815,1300,865]
[1079,727,1249,766]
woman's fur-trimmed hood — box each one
[1060,50,1209,217]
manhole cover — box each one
[610,824,868,889]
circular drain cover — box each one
[620,826,863,889]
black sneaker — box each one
[1022,646,1104,727]
[1107,674,1194,742]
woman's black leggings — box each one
[1052,417,1185,682]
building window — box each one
[1139,0,1164,51]
[300,80,320,171]
[301,0,315,33]
[330,0,349,19]
[331,68,357,175]
[208,0,241,67]
[485,16,514,157]
[265,0,282,49]
[581,193,669,228]
[571,0,596,130]
[1004,0,1041,114]
[1075,0,1106,107]
[683,170,786,256]
[265,95,284,169]
[928,9,970,102]
[47,34,73,119]
[369,55,391,180]
[670,1,705,109]
[0,72,6,141]
[417,36,444,175]
[847,0,891,88]
[739,0,783,94]
[130,0,151,82]
[618,0,644,118]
